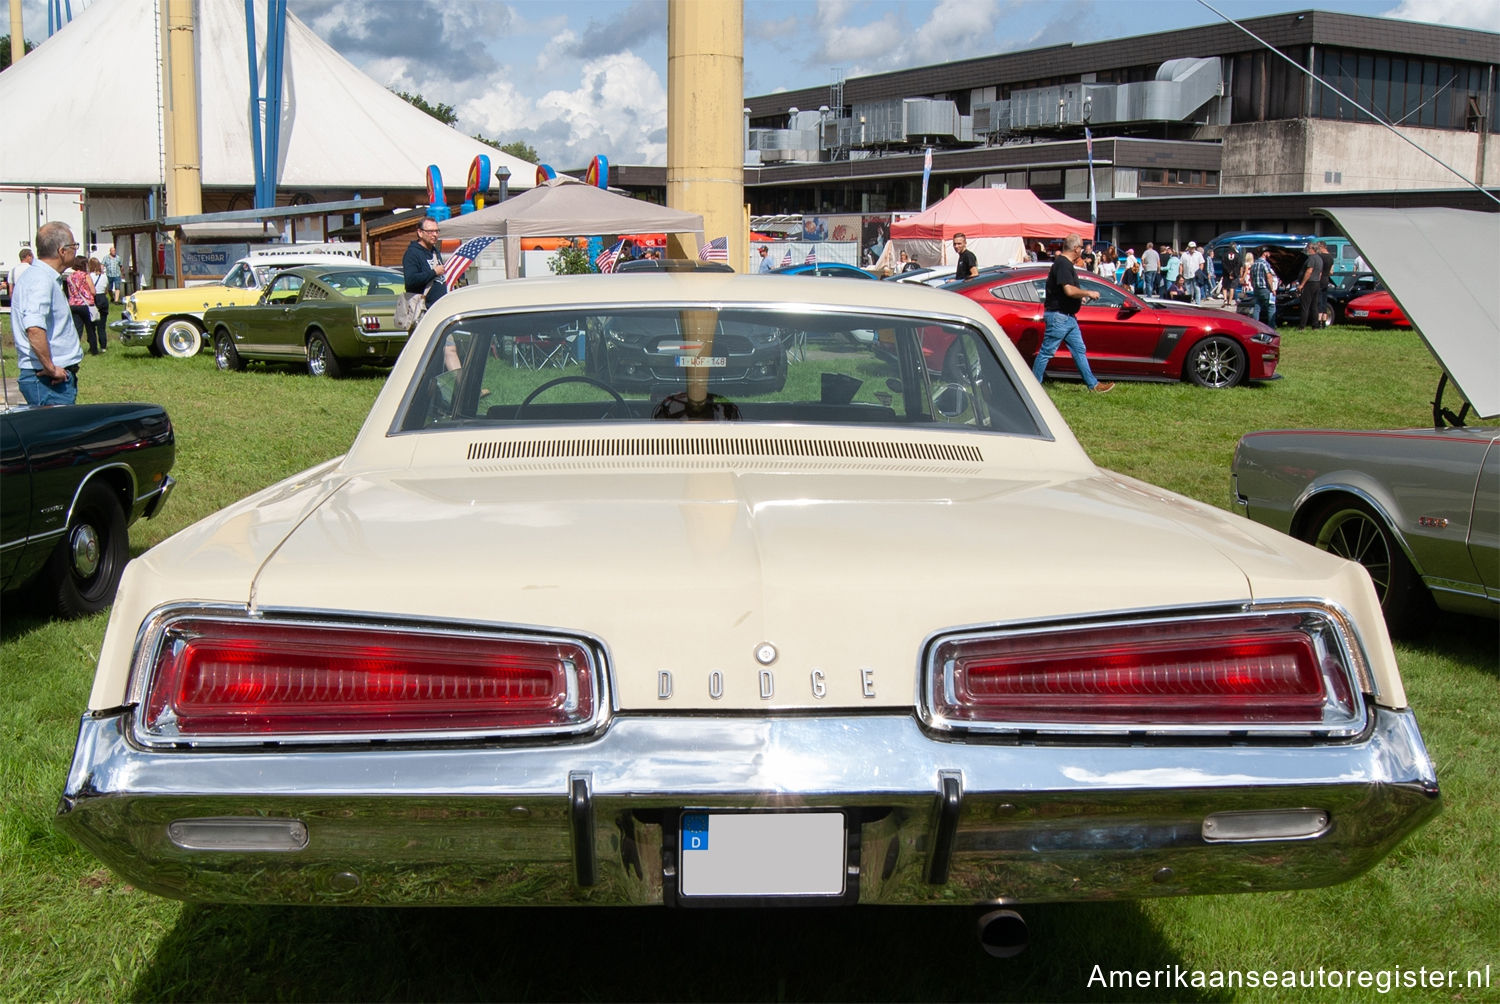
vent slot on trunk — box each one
[466,437,984,464]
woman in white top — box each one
[89,257,111,352]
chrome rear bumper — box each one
[57,707,1439,907]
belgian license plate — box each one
[678,812,845,898]
[1351,310,1368,317]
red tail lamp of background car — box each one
[141,619,598,738]
[930,612,1359,729]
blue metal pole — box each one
[262,0,288,208]
[245,0,267,208]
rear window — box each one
[398,305,1043,437]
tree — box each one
[394,89,456,126]
[2,34,37,67]
[470,134,540,164]
[498,140,539,164]
[548,240,593,275]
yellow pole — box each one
[161,0,202,217]
[665,0,744,272]
[8,0,23,67]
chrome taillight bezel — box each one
[920,602,1371,737]
[126,605,612,747]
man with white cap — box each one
[1181,241,1205,304]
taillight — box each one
[927,611,1361,734]
[139,617,601,742]
[361,314,381,331]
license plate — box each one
[679,812,845,898]
[1351,310,1368,317]
[676,356,727,368]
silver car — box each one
[1231,208,1499,633]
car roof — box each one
[272,264,398,278]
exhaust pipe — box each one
[976,908,1028,958]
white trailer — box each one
[1,186,88,304]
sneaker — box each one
[1090,381,1116,394]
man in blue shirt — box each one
[10,222,84,406]
[756,245,773,273]
[1249,247,1278,329]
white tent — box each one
[0,0,534,194]
[441,177,705,279]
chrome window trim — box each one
[918,600,1373,738]
[386,298,1055,442]
[125,602,614,748]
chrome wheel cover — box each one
[70,522,101,578]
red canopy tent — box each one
[890,188,1094,240]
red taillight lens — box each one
[141,619,599,740]
[361,314,381,331]
[929,612,1359,731]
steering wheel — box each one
[517,375,627,416]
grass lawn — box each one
[2,317,1495,1001]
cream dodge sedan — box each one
[59,274,1438,925]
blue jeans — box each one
[1251,290,1276,329]
[1033,312,1101,388]
[18,368,78,406]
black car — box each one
[1,402,176,617]
[1239,269,1381,326]
[583,309,790,395]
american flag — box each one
[439,236,498,288]
[780,249,793,268]
[595,239,625,274]
[699,236,729,262]
[804,247,817,265]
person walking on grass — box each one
[1032,233,1115,394]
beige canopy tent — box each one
[439,177,706,278]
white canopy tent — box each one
[0,0,533,198]
[441,177,706,279]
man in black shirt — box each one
[403,219,447,308]
[1032,233,1115,393]
[1297,243,1323,329]
[952,232,978,281]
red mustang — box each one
[1343,290,1411,328]
[949,266,1280,388]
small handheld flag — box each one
[595,239,626,274]
[699,236,728,262]
[440,236,499,288]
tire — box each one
[1184,335,1247,388]
[156,317,204,358]
[41,481,129,618]
[214,330,244,371]
[1307,498,1430,635]
[306,332,342,378]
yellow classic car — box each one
[59,274,1439,952]
[111,249,367,358]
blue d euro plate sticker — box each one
[679,812,845,897]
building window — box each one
[1312,46,1494,131]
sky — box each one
[20,0,1500,170]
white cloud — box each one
[908,0,1006,65]
[456,80,540,141]
[1381,0,1500,31]
[531,51,669,166]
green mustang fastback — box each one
[204,265,408,378]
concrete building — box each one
[730,9,1498,247]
